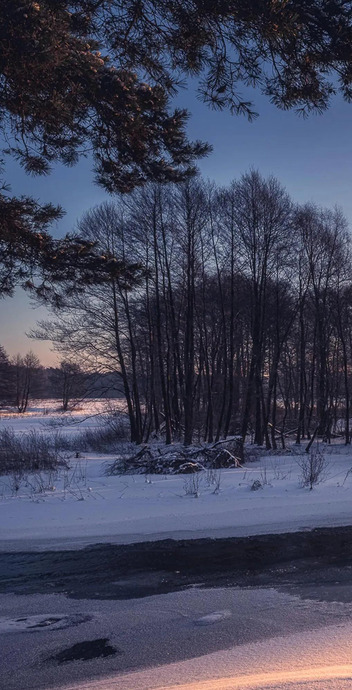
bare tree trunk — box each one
[152,202,172,444]
[183,204,195,446]
[111,282,141,444]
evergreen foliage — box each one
[2,1,352,296]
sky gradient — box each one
[2,85,352,366]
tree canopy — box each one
[2,0,352,295]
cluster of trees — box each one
[35,170,352,447]
[0,348,45,412]
[4,2,352,446]
[3,1,352,302]
[0,350,85,413]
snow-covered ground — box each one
[0,398,125,437]
[3,403,352,690]
[65,621,352,689]
[2,452,352,550]
[1,402,352,550]
[3,581,352,689]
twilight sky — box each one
[2,85,352,366]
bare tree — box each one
[50,360,86,411]
[234,171,292,444]
[12,351,42,413]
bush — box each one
[297,446,328,490]
[206,466,222,493]
[75,416,129,453]
[75,426,117,452]
[250,479,263,491]
[183,473,202,497]
[0,428,67,475]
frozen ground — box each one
[2,403,352,690]
[2,583,352,690]
[1,401,352,550]
[0,398,126,438]
[68,621,352,690]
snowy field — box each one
[0,398,126,436]
[1,401,352,550]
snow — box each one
[0,398,124,437]
[194,610,232,626]
[62,620,352,689]
[1,402,352,550]
[0,613,90,634]
[3,581,352,689]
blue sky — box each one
[2,85,352,366]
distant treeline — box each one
[0,353,124,412]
